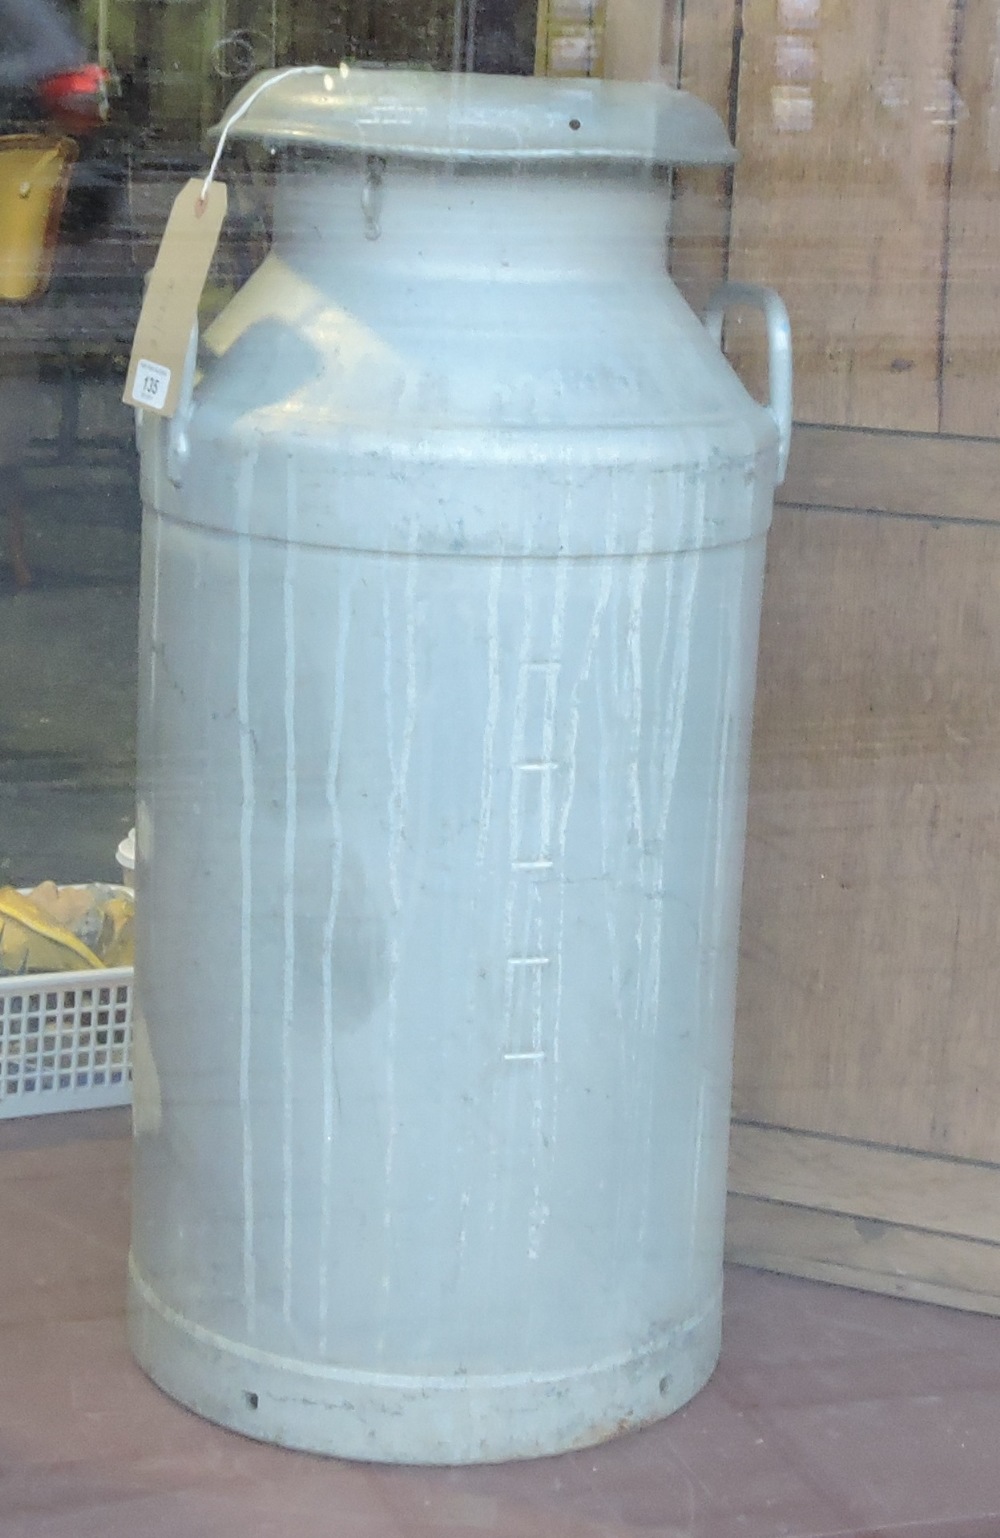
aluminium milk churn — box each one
[128,67,792,1464]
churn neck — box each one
[209,66,738,174]
[270,158,680,289]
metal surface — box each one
[704,282,794,485]
[129,73,787,1465]
[209,65,739,166]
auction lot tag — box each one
[123,178,227,417]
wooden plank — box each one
[726,0,956,431]
[537,0,669,81]
[729,1123,1000,1245]
[734,505,1000,1161]
[668,171,732,316]
[676,0,738,109]
[779,424,1000,522]
[726,1196,1000,1316]
[668,0,739,314]
[941,0,1000,435]
[603,0,668,79]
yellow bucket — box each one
[0,134,78,303]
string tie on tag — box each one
[199,61,344,206]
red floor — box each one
[3,1108,1000,1538]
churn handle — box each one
[704,282,793,486]
[165,319,199,488]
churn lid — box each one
[210,66,737,169]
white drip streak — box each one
[380,531,419,1306]
[636,476,700,1256]
[149,515,162,714]
[319,571,352,1354]
[236,449,258,1331]
[477,561,503,866]
[281,468,298,1325]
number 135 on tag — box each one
[133,359,172,410]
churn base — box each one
[128,1256,721,1465]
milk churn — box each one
[128,68,792,1464]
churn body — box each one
[128,71,788,1463]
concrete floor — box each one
[4,1108,1000,1537]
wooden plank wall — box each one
[668,0,1000,438]
[942,0,1000,435]
[735,480,1000,1156]
[662,0,1000,1308]
[667,2,738,313]
[585,0,1000,1307]
[728,0,958,430]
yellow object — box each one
[199,278,238,330]
[0,135,78,303]
[0,887,103,975]
[28,880,95,933]
[534,0,606,78]
[0,884,136,976]
[94,894,135,967]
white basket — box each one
[0,966,133,1120]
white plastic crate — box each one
[0,966,133,1118]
